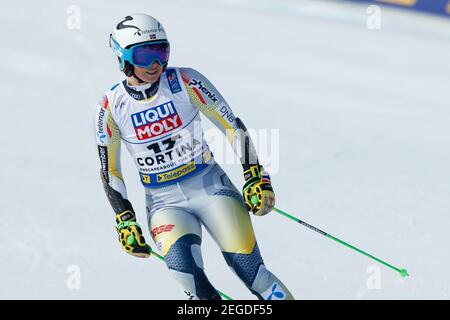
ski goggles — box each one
[110,37,170,68]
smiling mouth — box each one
[146,69,159,76]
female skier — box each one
[94,14,293,300]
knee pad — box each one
[223,244,293,300]
[223,244,264,289]
[165,234,220,300]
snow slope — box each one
[1,0,450,299]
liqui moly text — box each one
[131,102,182,140]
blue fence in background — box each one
[345,0,450,17]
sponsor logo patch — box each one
[187,79,218,103]
[98,146,109,183]
[96,107,107,145]
[151,224,175,237]
[219,105,235,123]
[97,132,107,144]
[131,101,182,140]
[156,162,196,183]
[140,173,151,184]
[166,69,182,94]
[262,282,286,300]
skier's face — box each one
[133,62,164,84]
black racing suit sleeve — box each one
[235,117,261,172]
[99,158,134,214]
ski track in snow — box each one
[1,0,450,299]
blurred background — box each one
[0,0,449,299]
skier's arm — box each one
[94,96,131,214]
[180,68,275,216]
[94,95,150,257]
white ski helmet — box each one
[110,14,170,75]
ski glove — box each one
[115,210,151,258]
[242,165,275,216]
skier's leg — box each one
[223,241,294,300]
[147,207,221,300]
[194,166,294,300]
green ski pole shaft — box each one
[149,248,234,300]
[272,207,409,278]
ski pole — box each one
[146,245,234,300]
[271,207,409,278]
